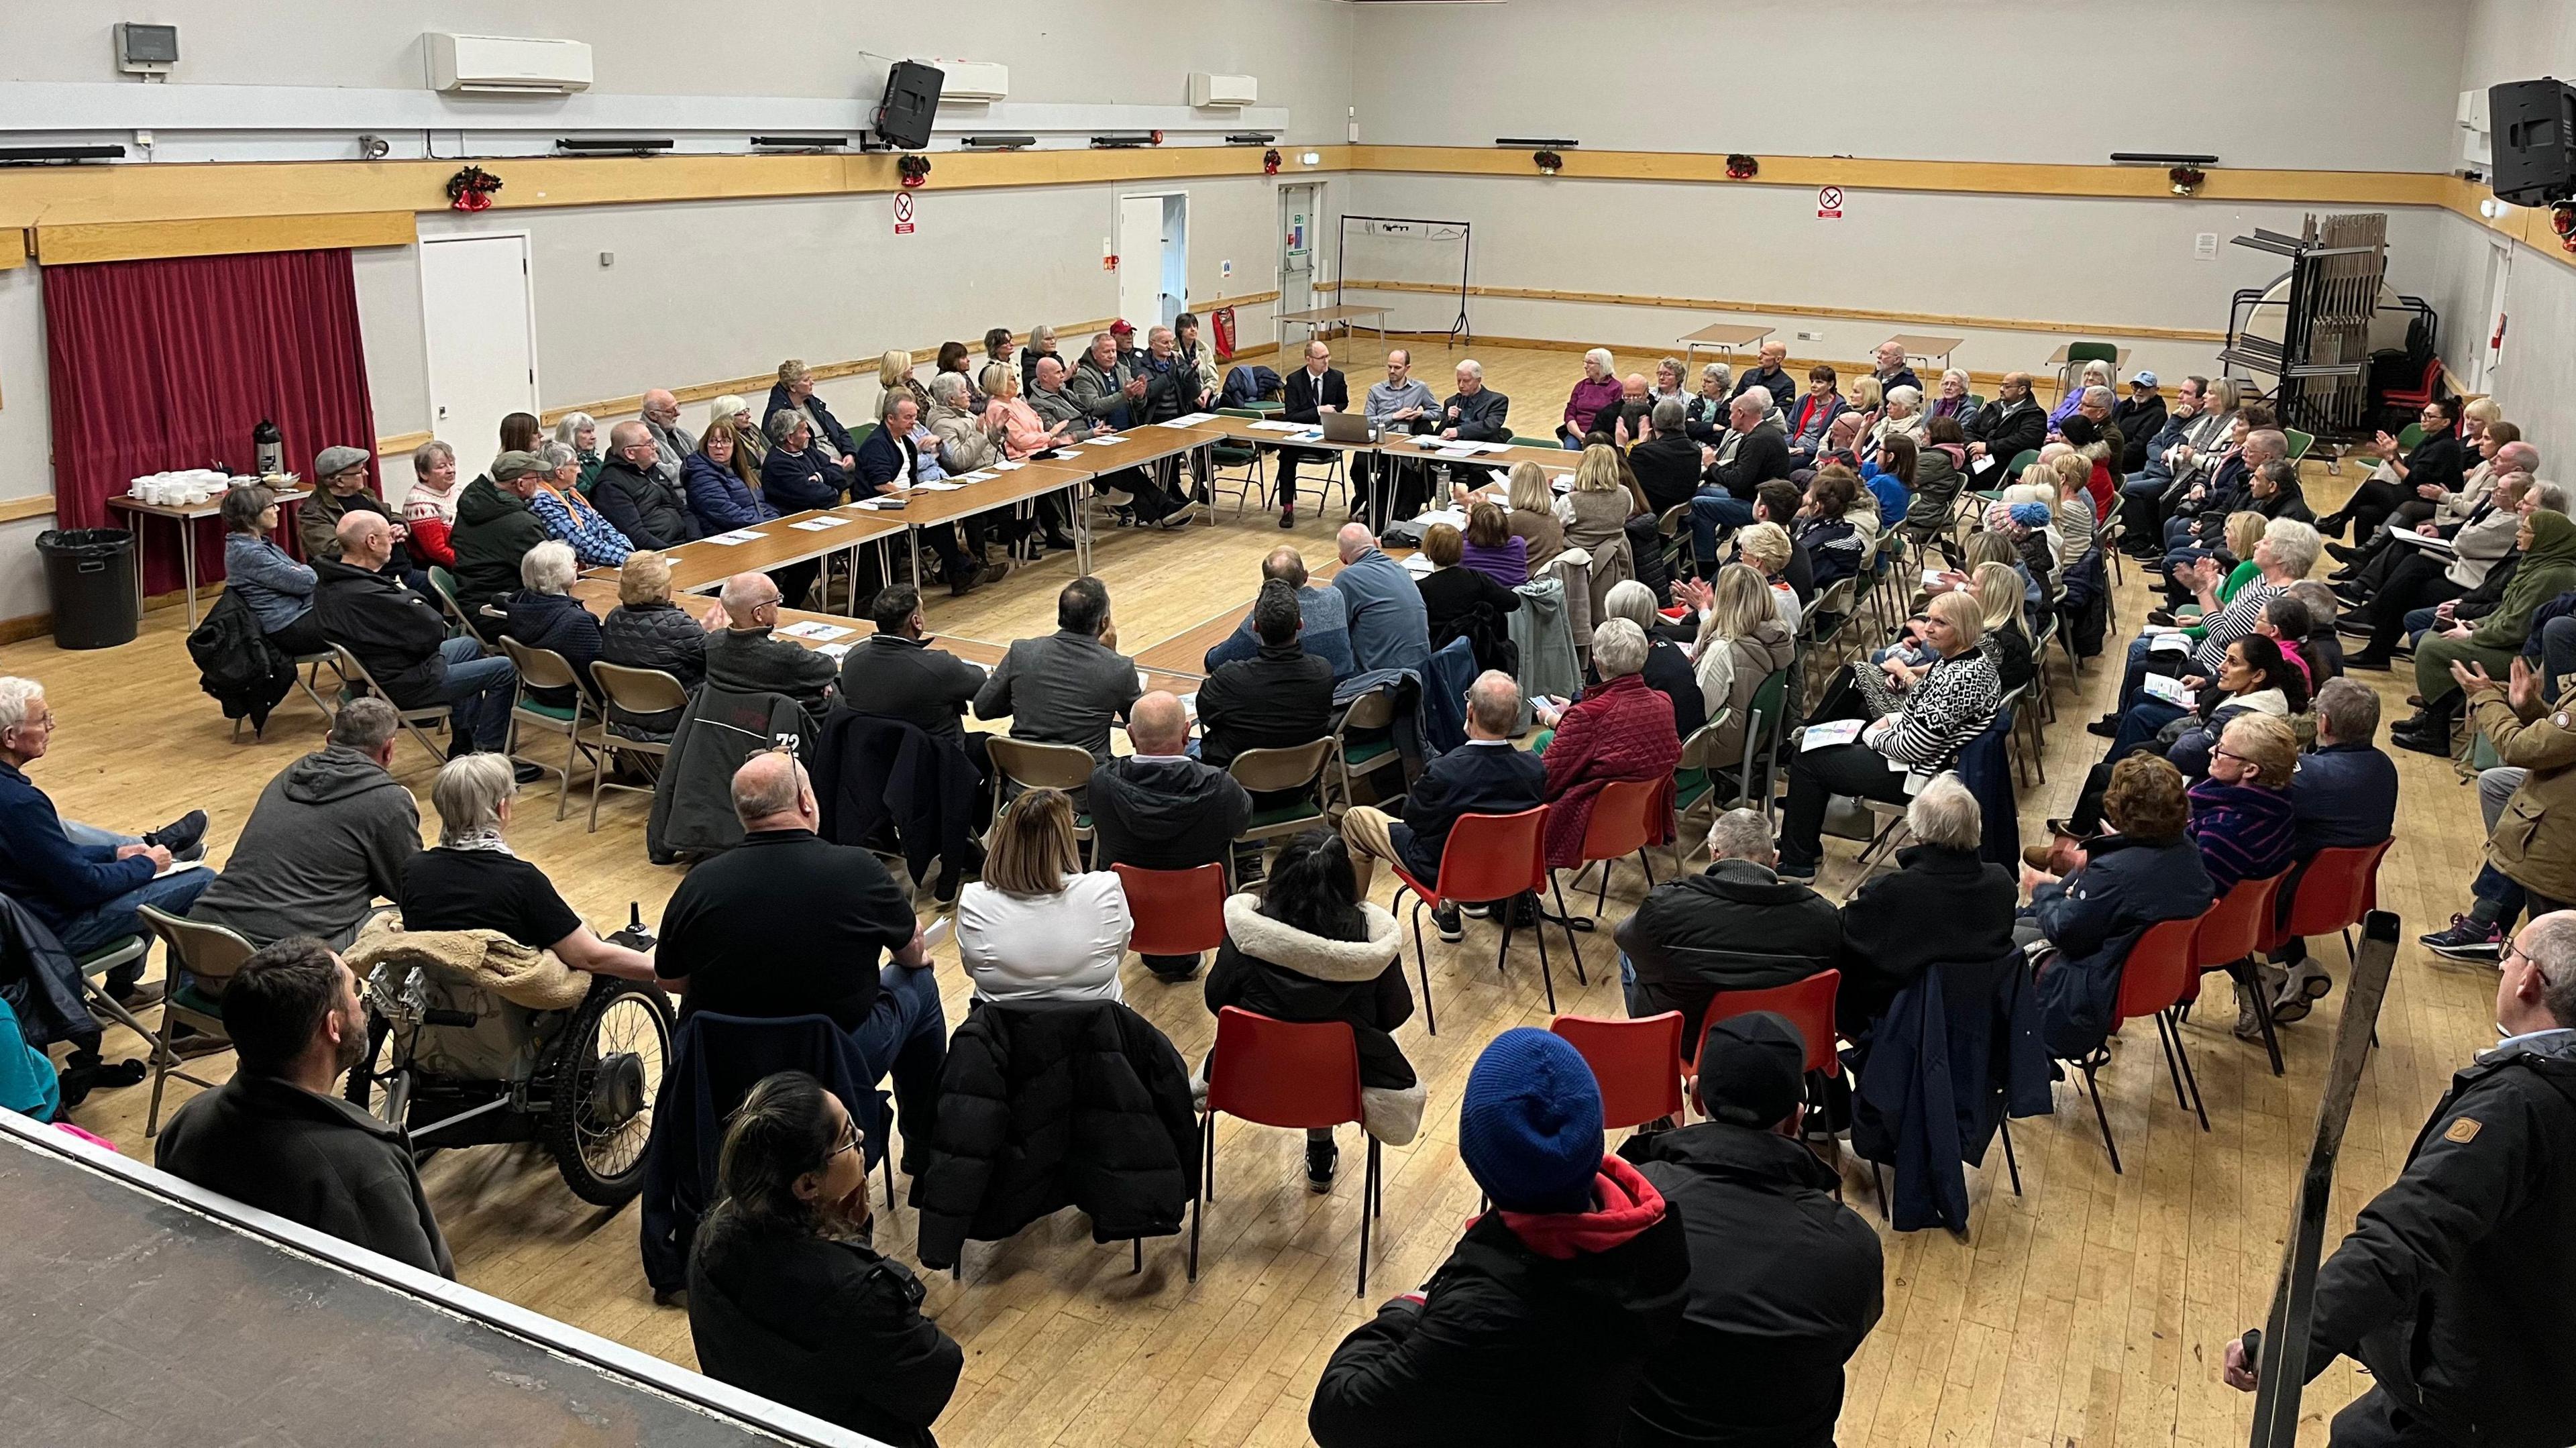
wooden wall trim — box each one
[1330,279,2229,345]
[0,227,24,271]
[0,495,54,525]
[33,211,417,266]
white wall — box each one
[1352,0,2464,170]
[2446,0,2576,467]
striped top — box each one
[1865,647,2000,770]
[2186,777,2298,895]
[2189,579,2282,675]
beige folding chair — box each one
[134,905,257,1137]
[985,736,1100,843]
[1324,689,1403,820]
[498,637,597,820]
[1228,738,1337,861]
[329,643,453,767]
[586,661,689,832]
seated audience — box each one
[221,484,325,657]
[686,1072,961,1448]
[519,448,633,571]
[1784,366,1848,468]
[1203,546,1356,679]
[1461,500,1531,588]
[1905,416,1971,537]
[1685,563,1796,769]
[765,359,856,473]
[1308,1027,1686,1447]
[1795,468,1872,594]
[1415,522,1523,667]
[2395,508,2576,756]
[1197,581,1336,771]
[842,586,990,784]
[1776,591,1999,881]
[2068,634,2306,835]
[0,675,213,1009]
[1599,580,1706,740]
[1340,670,1546,933]
[2100,516,2318,731]
[1333,523,1435,675]
[1925,368,1978,426]
[2424,657,2575,966]
[1963,372,2046,477]
[593,421,703,551]
[1501,459,1568,571]
[881,348,934,419]
[2345,467,2533,671]
[189,699,415,950]
[704,571,837,723]
[2318,396,2467,543]
[957,788,1131,1004]
[705,393,768,473]
[1734,340,1798,412]
[758,408,849,516]
[1619,1013,1884,1448]
[854,395,1002,590]
[1560,347,1625,447]
[154,937,453,1278]
[299,445,405,566]
[2180,713,2302,1036]
[1560,444,1645,561]
[1688,392,1797,573]
[598,551,720,739]
[1735,521,1806,633]
[2025,756,2215,1060]
[1836,774,2019,1032]
[684,414,778,533]
[1537,620,1685,869]
[451,452,558,604]
[553,412,604,493]
[1090,693,1252,982]
[1018,323,1063,394]
[499,541,604,712]
[315,511,521,768]
[1617,807,1841,1050]
[1682,361,1734,441]
[974,577,1141,765]
[1629,400,1707,515]
[1859,432,1916,528]
[1205,831,1423,1192]
[402,441,462,568]
[396,754,657,980]
[639,390,698,486]
[656,753,945,1164]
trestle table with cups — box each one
[109,484,309,624]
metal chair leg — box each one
[2151,1011,2190,1111]
[2168,1008,2210,1131]
[1999,1115,2023,1196]
[1187,1111,1212,1282]
[1403,892,1438,1036]
[1356,1137,1379,1298]
[2231,960,2286,1076]
[2081,1059,2121,1174]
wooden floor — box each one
[9,344,2502,1448]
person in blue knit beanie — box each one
[1309,1028,1690,1448]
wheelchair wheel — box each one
[543,977,673,1207]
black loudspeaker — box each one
[873,62,945,152]
[2490,78,2576,207]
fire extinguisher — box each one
[1212,307,1238,362]
[252,418,283,477]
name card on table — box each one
[701,528,766,546]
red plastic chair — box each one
[1385,805,1583,1029]
[1560,777,1671,923]
[1693,970,1842,1078]
[2186,871,2290,1076]
[1112,862,1229,959]
[2059,915,2205,1174]
[2255,840,2395,965]
[1550,1013,1686,1129]
[1191,1007,1383,1296]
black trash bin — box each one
[36,528,139,650]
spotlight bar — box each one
[1497,137,1580,148]
[2110,152,2220,166]
[1226,132,1279,144]
[555,137,674,153]
[751,135,850,150]
[0,144,125,164]
[961,135,1038,150]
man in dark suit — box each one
[1338,670,1546,938]
[1440,359,1511,442]
[841,583,991,787]
[1629,400,1706,516]
[1963,372,2047,482]
[973,577,1142,765]
[1197,581,1336,769]
[1275,339,1350,529]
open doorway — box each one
[1116,191,1187,332]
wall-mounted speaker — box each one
[873,61,945,152]
[2490,77,2576,207]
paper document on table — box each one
[2141,673,2198,708]
[1085,435,1130,446]
[1401,555,1435,577]
[789,516,851,531]
[991,460,1026,471]
[1169,412,1218,427]
[777,621,854,641]
[1413,508,1469,531]
[914,481,967,492]
[815,642,853,660]
[1801,719,1866,751]
[953,471,998,483]
[700,529,765,545]
[1249,421,1310,434]
[2147,631,2194,655]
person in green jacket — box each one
[448,461,551,607]
[2397,509,2576,755]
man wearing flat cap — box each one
[1617,1013,1886,1448]
[299,445,413,572]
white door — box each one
[1117,194,1167,332]
[2477,237,2514,392]
[420,234,538,459]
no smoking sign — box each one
[1816,186,1843,220]
[893,192,916,235]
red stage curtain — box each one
[42,247,379,596]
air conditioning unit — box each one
[426,34,594,95]
[1189,72,1258,109]
[941,60,1009,103]
[2459,87,2496,168]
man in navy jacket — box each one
[2266,678,2400,989]
[0,676,215,1003]
[1339,671,1545,936]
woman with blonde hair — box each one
[956,789,1132,1003]
[1557,443,1643,557]
[2047,449,2098,569]
[599,550,719,738]
[1690,563,1795,763]
[1735,520,1804,632]
[879,348,932,418]
[1505,460,1567,571]
[1018,323,1062,394]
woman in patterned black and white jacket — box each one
[1775,589,2001,882]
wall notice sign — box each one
[1817,186,1843,219]
[893,193,916,235]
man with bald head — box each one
[1089,691,1252,981]
[1601,372,1653,447]
[1203,545,1356,678]
[656,750,946,1155]
[639,388,695,486]
[704,571,837,721]
[1964,371,2046,473]
[593,419,702,550]
[1872,341,1921,402]
[1330,522,1432,675]
[1276,339,1350,529]
[1732,341,1796,414]
[1339,670,1544,936]
[313,509,523,769]
[1357,348,1438,522]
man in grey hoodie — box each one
[189,698,419,949]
